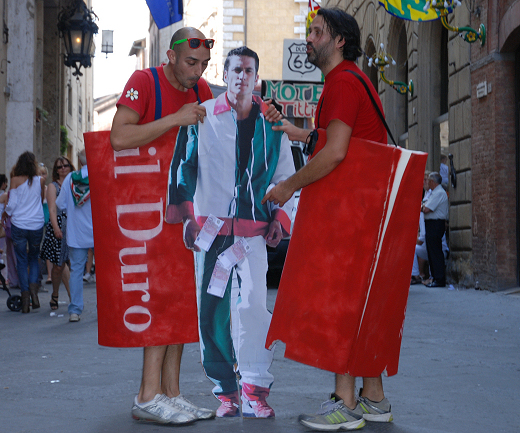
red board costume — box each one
[85,67,213,347]
[265,61,427,376]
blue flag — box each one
[146,0,183,29]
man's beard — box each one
[307,41,333,70]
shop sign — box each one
[282,39,323,82]
[264,80,323,118]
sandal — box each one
[50,294,59,310]
[410,276,422,285]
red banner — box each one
[266,136,427,377]
[85,131,198,347]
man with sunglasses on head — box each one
[166,46,295,418]
[110,27,216,426]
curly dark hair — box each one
[0,174,7,188]
[13,151,38,186]
[317,8,362,61]
[51,157,75,182]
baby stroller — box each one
[0,260,22,311]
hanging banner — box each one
[306,0,321,35]
[146,0,183,30]
[85,131,199,348]
[262,80,323,118]
[379,0,441,21]
[266,136,428,377]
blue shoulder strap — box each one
[151,67,202,119]
[150,67,162,121]
[193,83,201,103]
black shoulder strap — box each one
[344,69,397,146]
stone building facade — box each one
[327,0,518,290]
[0,0,94,175]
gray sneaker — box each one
[167,394,216,420]
[357,391,393,422]
[298,395,365,431]
[131,394,197,425]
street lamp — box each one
[367,44,413,96]
[57,0,99,77]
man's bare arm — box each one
[110,103,207,151]
[262,119,352,206]
[272,119,312,143]
[421,204,433,214]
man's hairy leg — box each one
[137,345,167,403]
[334,373,357,409]
[360,376,385,402]
[161,344,184,398]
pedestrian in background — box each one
[55,149,93,322]
[37,163,51,291]
[0,170,19,289]
[1,152,45,313]
[83,248,95,283]
[0,174,8,281]
[440,154,449,189]
[40,156,74,310]
[421,172,449,287]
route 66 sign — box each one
[282,39,323,82]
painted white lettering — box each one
[114,148,140,159]
[114,160,160,178]
[122,279,151,302]
[116,200,164,241]
[113,148,160,178]
[119,244,150,302]
[123,306,152,332]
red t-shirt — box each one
[316,60,387,144]
[116,65,213,126]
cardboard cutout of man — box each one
[166,46,295,418]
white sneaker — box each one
[83,273,95,283]
[167,394,216,420]
[131,394,196,425]
[69,313,80,322]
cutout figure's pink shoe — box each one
[216,391,240,417]
[242,384,275,418]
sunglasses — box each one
[56,164,71,169]
[171,38,215,50]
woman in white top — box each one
[1,152,45,313]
